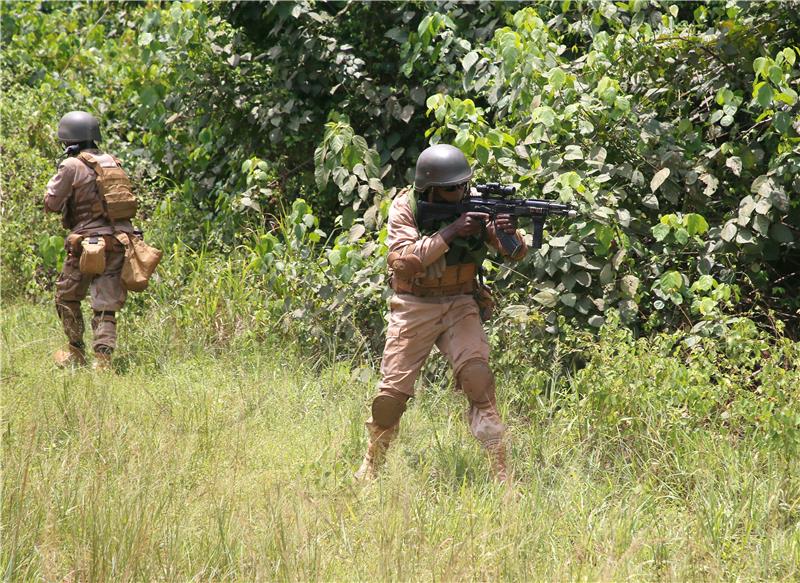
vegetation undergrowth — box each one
[3,304,798,581]
[2,2,800,580]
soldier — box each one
[355,144,528,482]
[45,111,135,372]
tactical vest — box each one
[408,191,488,267]
[390,191,487,297]
[63,184,103,230]
[63,152,138,229]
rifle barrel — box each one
[519,199,577,217]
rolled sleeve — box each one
[44,162,75,213]
[386,194,450,268]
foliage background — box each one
[1,1,799,580]
[2,0,799,455]
[3,0,799,334]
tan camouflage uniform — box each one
[45,151,133,355]
[356,190,527,481]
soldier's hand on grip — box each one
[494,213,517,234]
[452,212,490,238]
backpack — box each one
[78,151,138,221]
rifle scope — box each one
[475,182,517,197]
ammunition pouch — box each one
[391,263,477,297]
[79,235,106,275]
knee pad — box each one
[371,389,409,428]
[457,359,495,405]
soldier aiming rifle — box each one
[355,143,576,483]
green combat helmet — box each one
[413,144,473,192]
[57,111,102,144]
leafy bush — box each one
[569,310,800,454]
[421,2,799,333]
[0,79,65,299]
[3,2,797,337]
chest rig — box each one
[390,192,487,297]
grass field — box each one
[2,303,798,581]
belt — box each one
[102,234,125,251]
[393,280,476,297]
[65,233,125,254]
[391,263,477,297]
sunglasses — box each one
[442,181,468,192]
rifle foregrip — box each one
[532,220,544,249]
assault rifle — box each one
[417,182,577,254]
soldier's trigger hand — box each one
[453,212,489,238]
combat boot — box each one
[354,421,398,482]
[92,351,113,373]
[484,438,508,483]
[54,342,87,368]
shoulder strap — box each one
[77,151,99,167]
[78,151,97,166]
[75,151,109,223]
[78,151,122,169]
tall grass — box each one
[2,303,798,581]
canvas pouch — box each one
[115,233,162,292]
[79,235,106,275]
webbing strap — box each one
[77,151,99,168]
[93,310,116,323]
[78,151,113,167]
[76,151,118,229]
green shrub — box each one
[569,311,800,453]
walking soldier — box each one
[45,111,137,371]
